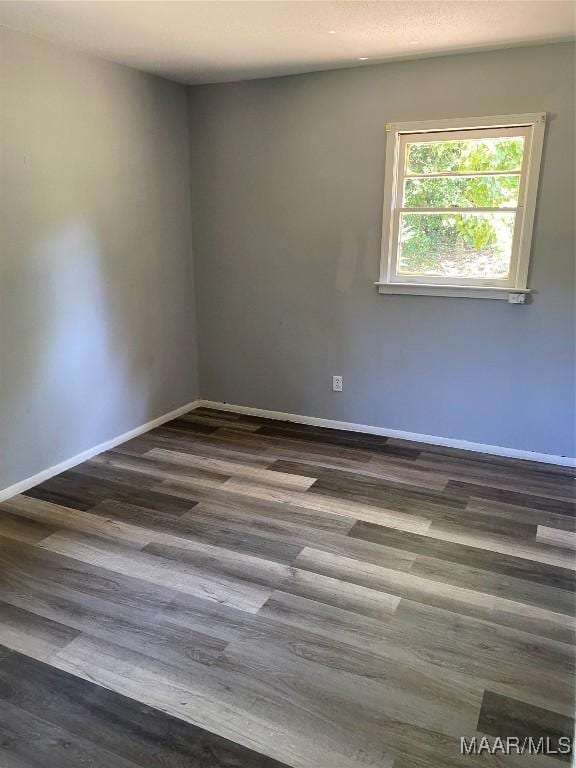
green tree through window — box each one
[398,137,524,277]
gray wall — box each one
[188,43,575,458]
[0,26,198,492]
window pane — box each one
[406,137,525,175]
[398,212,515,279]
[403,175,520,209]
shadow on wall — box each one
[0,31,197,493]
[0,220,152,485]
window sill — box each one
[375,283,532,302]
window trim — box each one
[376,113,546,301]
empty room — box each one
[0,1,575,766]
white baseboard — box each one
[2,396,572,505]
[197,400,576,468]
[0,399,201,504]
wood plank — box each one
[261,589,575,723]
[0,600,79,663]
[38,531,273,613]
[417,451,576,500]
[349,521,576,591]
[208,477,433,533]
[0,582,228,671]
[0,647,288,768]
[51,635,396,768]
[185,493,357,534]
[280,568,400,621]
[0,748,40,768]
[212,426,377,466]
[0,506,56,544]
[0,698,141,768]
[255,421,421,458]
[466,497,576,533]
[391,599,575,716]
[305,466,466,516]
[90,499,304,564]
[2,495,152,547]
[112,428,273,466]
[146,448,318,490]
[180,413,263,431]
[0,533,178,615]
[445,480,576,517]
[270,457,448,492]
[24,471,195,514]
[219,631,483,742]
[477,690,574,762]
[158,418,219,436]
[87,451,229,489]
[2,407,574,767]
[427,520,576,570]
[536,525,576,550]
[178,498,417,570]
[489,599,576,645]
[410,553,576,617]
[294,547,499,619]
[143,538,292,590]
[147,539,400,621]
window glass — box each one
[398,212,516,279]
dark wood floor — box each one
[0,406,574,767]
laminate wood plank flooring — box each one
[0,648,286,768]
[477,690,575,763]
[0,405,574,767]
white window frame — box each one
[376,113,546,301]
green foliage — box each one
[400,137,524,276]
[406,137,524,174]
[404,175,520,209]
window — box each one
[377,114,546,301]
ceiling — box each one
[0,0,574,85]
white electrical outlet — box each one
[508,293,526,304]
[332,375,343,392]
